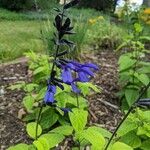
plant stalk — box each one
[35,104,44,140]
[104,82,150,150]
[35,1,67,140]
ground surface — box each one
[0,51,122,150]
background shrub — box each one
[0,0,58,11]
[0,0,33,11]
[79,0,118,12]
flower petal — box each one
[61,68,73,83]
[83,63,99,70]
[48,85,56,93]
[78,71,90,82]
[44,91,55,103]
[66,62,76,70]
[80,67,94,76]
[71,83,80,93]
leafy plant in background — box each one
[117,108,150,150]
[117,22,150,110]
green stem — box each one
[104,82,150,150]
[76,94,79,108]
[35,104,44,140]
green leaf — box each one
[87,83,101,93]
[134,23,143,33]
[35,87,46,101]
[140,139,150,150]
[78,83,101,96]
[33,140,45,150]
[80,128,105,150]
[134,73,149,86]
[26,122,42,139]
[33,67,45,75]
[23,95,34,112]
[88,126,111,138]
[125,89,139,106]
[111,142,133,150]
[140,36,150,41]
[120,131,141,148]
[23,110,37,122]
[69,108,88,132]
[8,82,25,90]
[143,111,150,122]
[40,133,64,149]
[118,55,136,72]
[116,41,128,51]
[25,83,38,92]
[147,87,150,98]
[40,108,58,129]
[67,96,88,109]
[117,120,137,136]
[137,66,150,74]
[50,125,73,136]
[137,123,150,137]
[78,83,90,96]
[7,144,29,150]
[33,137,50,150]
[55,92,69,107]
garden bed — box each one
[0,51,122,150]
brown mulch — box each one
[0,51,122,150]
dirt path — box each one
[0,51,122,150]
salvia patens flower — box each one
[44,85,56,104]
[56,60,98,93]
[59,59,99,83]
[61,67,73,84]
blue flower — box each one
[57,59,98,93]
[61,67,73,84]
[63,60,99,82]
[44,85,56,104]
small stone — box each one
[18,108,26,119]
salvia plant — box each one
[8,1,150,150]
[117,22,150,110]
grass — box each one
[0,20,46,62]
[0,7,127,63]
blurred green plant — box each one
[117,108,150,150]
[117,23,150,110]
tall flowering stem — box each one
[35,0,67,140]
[104,82,150,150]
[35,0,84,139]
[35,0,99,140]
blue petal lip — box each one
[44,91,55,103]
[61,68,73,83]
[48,85,56,93]
[44,85,57,104]
[66,62,76,70]
[83,63,99,70]
[78,71,90,82]
[79,67,94,76]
